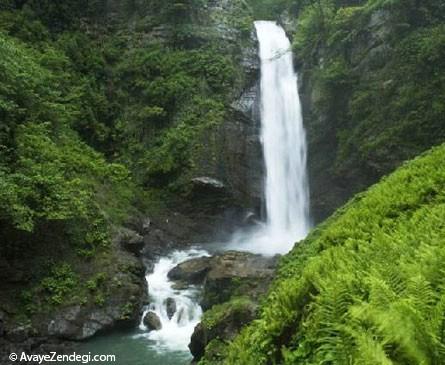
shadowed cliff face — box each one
[294,10,392,223]
[192,29,263,212]
[294,4,445,223]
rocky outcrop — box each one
[167,256,213,284]
[117,228,144,255]
[143,312,162,331]
[189,298,257,362]
[201,251,278,309]
[0,236,146,363]
[187,14,263,218]
[164,298,176,320]
[168,250,278,362]
[168,251,279,309]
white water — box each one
[136,249,209,352]
[229,21,310,255]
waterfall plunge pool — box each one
[75,249,209,365]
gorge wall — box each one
[291,2,445,222]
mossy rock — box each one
[190,298,256,362]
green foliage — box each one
[86,272,107,291]
[119,302,135,320]
[223,144,445,364]
[40,263,78,306]
[199,339,230,365]
[291,0,445,209]
[144,97,225,188]
[0,28,135,263]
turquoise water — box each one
[75,329,192,365]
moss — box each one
[119,302,135,321]
[202,297,255,330]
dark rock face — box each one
[0,311,4,337]
[164,298,177,320]
[0,234,146,360]
[189,323,207,360]
[117,228,144,255]
[298,9,394,223]
[46,303,141,341]
[189,25,263,217]
[143,312,162,331]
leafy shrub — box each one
[40,263,78,305]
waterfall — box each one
[229,21,310,255]
[136,249,209,352]
[80,21,311,364]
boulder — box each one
[142,218,151,234]
[164,298,176,320]
[143,312,162,331]
[46,243,145,341]
[167,256,212,284]
[169,251,278,310]
[5,325,32,343]
[202,251,278,309]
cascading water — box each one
[77,249,209,365]
[137,249,209,351]
[229,21,311,255]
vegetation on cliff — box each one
[218,142,445,364]
[0,0,253,327]
[253,0,445,220]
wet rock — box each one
[168,256,212,284]
[169,251,278,310]
[171,281,189,290]
[202,251,278,309]
[191,177,225,190]
[6,325,33,343]
[142,217,151,234]
[176,308,185,324]
[117,228,144,255]
[165,298,177,320]
[189,323,207,360]
[189,298,257,361]
[143,312,162,331]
